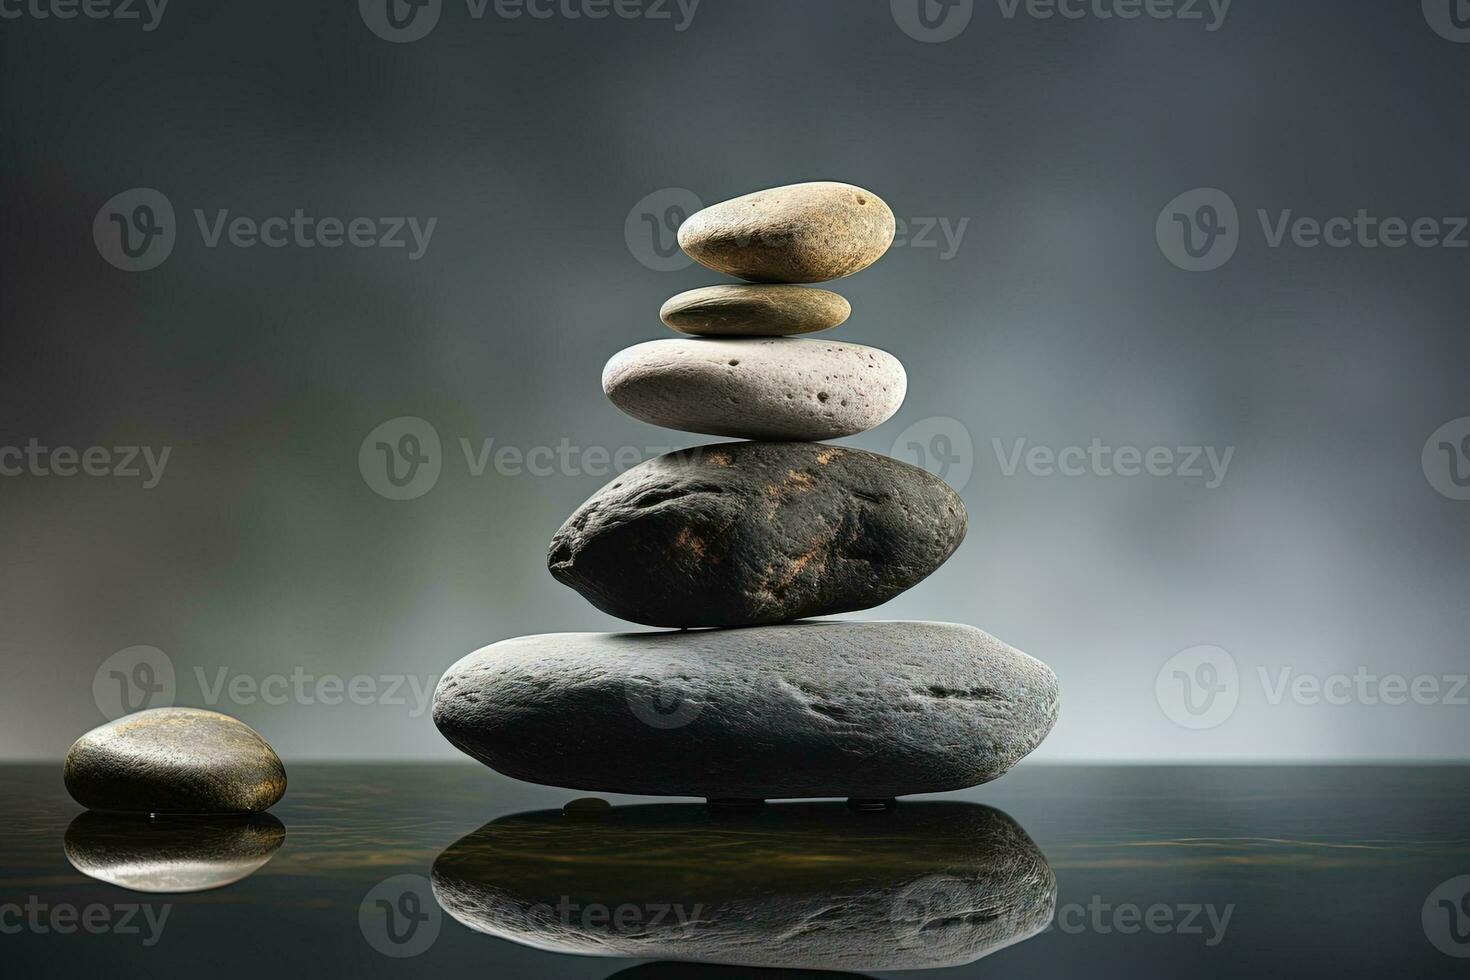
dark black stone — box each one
[548,441,967,628]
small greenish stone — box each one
[660,284,850,337]
[64,707,286,814]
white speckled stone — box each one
[602,337,906,440]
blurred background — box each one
[2,0,1467,763]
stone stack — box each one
[433,181,1058,803]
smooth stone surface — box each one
[603,338,905,441]
[432,621,1059,800]
[64,811,286,893]
[549,442,963,628]
[431,801,1056,971]
[64,708,286,814]
[678,181,896,283]
[660,284,850,336]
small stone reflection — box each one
[64,811,286,893]
[431,801,1054,972]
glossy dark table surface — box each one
[3,764,1467,978]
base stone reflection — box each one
[64,811,286,893]
[431,801,1054,972]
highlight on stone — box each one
[64,707,286,814]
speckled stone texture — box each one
[660,284,851,336]
[64,811,286,892]
[678,181,896,283]
[603,338,906,441]
[431,800,1056,971]
[64,707,286,813]
[431,621,1059,800]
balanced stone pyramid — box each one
[433,181,1058,803]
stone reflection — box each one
[607,964,857,979]
[64,811,286,893]
[431,801,1054,972]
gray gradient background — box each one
[2,0,1467,762]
